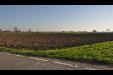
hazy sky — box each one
[0,5,113,32]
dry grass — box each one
[0,32,113,50]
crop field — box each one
[0,41,113,64]
[0,32,113,50]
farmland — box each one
[0,41,113,64]
[0,32,113,64]
[0,32,113,50]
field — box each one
[0,32,113,64]
[0,32,113,50]
[0,41,113,64]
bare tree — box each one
[62,31,65,32]
[14,27,18,32]
[93,30,96,32]
[0,29,2,32]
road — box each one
[0,52,113,70]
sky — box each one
[0,5,113,32]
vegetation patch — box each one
[0,41,113,64]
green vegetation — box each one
[0,41,113,64]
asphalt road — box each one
[0,52,113,70]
